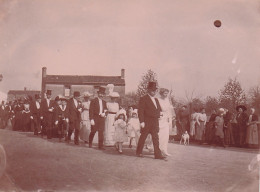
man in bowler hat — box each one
[68,91,82,145]
[89,87,107,150]
[136,82,166,160]
[40,90,55,139]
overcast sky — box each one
[0,0,259,99]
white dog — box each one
[180,131,190,145]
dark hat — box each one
[46,90,52,95]
[55,96,60,101]
[35,94,41,99]
[73,91,80,98]
[97,87,106,94]
[236,105,247,112]
[147,82,158,91]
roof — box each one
[8,90,40,95]
[44,75,125,86]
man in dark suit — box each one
[30,94,41,135]
[54,96,69,142]
[89,87,107,150]
[136,82,166,160]
[68,91,82,145]
[40,90,55,139]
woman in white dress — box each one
[79,92,91,144]
[157,88,173,156]
[104,92,120,146]
[195,108,207,144]
[190,109,198,139]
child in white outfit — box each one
[127,109,141,148]
[114,109,128,154]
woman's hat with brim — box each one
[109,92,120,98]
[60,96,68,101]
[81,91,92,98]
[116,108,127,119]
[218,108,225,115]
[236,105,247,112]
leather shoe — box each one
[136,154,144,158]
[99,147,106,150]
[155,156,167,160]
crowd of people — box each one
[0,82,259,161]
[176,104,259,148]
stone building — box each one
[41,67,125,99]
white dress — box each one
[79,101,91,142]
[158,97,173,156]
[190,112,198,136]
[127,118,141,146]
[104,102,119,146]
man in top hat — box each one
[235,105,248,147]
[30,94,42,135]
[89,87,108,150]
[136,82,166,160]
[68,91,82,145]
[40,90,55,139]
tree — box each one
[121,91,139,109]
[219,78,246,112]
[136,69,158,98]
[248,85,260,113]
[204,96,219,114]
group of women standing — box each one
[189,105,259,148]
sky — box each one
[0,0,259,100]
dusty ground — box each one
[0,128,259,192]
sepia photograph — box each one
[0,0,259,191]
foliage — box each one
[248,85,260,113]
[136,69,158,98]
[204,96,219,114]
[121,91,139,109]
[219,78,246,112]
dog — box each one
[180,131,190,145]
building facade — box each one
[41,67,126,100]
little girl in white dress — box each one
[127,109,141,148]
[114,109,128,154]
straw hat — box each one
[109,92,120,98]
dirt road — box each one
[0,129,258,192]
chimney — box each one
[121,69,125,79]
[42,67,47,78]
[41,67,47,99]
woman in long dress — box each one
[195,108,207,144]
[104,92,120,147]
[157,88,173,156]
[79,92,91,144]
[246,108,258,147]
[214,108,226,147]
[190,109,198,140]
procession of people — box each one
[0,81,259,161]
